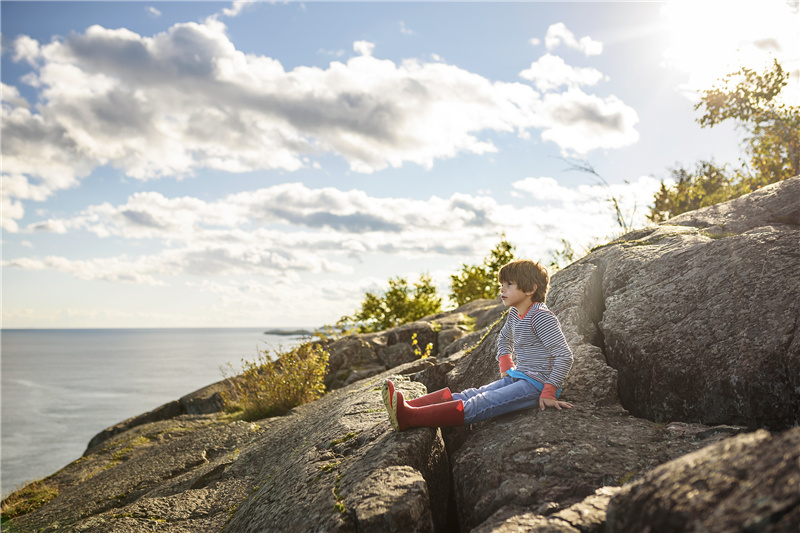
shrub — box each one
[222,342,329,421]
[339,273,442,333]
[1,479,59,521]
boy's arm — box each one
[496,311,514,376]
[531,310,574,400]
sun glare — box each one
[661,0,800,103]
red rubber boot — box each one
[390,389,464,431]
[382,380,453,413]
[409,387,454,407]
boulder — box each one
[442,177,800,530]
[437,327,465,354]
[322,303,498,390]
[606,427,800,532]
[596,177,800,430]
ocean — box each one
[1,328,306,495]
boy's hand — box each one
[539,397,573,410]
[500,371,509,378]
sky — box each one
[2,0,799,329]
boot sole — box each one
[381,381,399,431]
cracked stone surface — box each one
[606,427,800,532]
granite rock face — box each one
[606,427,800,532]
[596,178,800,430]
[5,177,799,532]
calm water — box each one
[1,328,304,494]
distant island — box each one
[263,328,315,336]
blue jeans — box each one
[452,376,543,425]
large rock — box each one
[444,260,741,531]
[596,177,800,430]
[606,427,800,532]
[8,415,263,532]
[84,381,230,452]
[449,405,740,532]
[222,370,450,533]
[322,300,502,390]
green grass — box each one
[222,342,330,421]
[1,479,60,521]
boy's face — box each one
[499,280,536,313]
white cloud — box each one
[318,48,345,58]
[536,88,640,154]
[8,177,662,291]
[399,21,415,36]
[222,0,249,18]
[12,35,41,66]
[520,54,606,92]
[511,174,662,248]
[353,40,376,57]
[1,83,30,109]
[545,22,603,57]
[2,17,639,231]
[510,176,577,203]
[146,6,162,18]
[3,22,537,196]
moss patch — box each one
[329,432,358,448]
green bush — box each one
[222,342,329,421]
[339,273,442,333]
[648,160,742,223]
[1,479,59,521]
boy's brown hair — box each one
[498,260,549,302]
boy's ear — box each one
[525,284,538,296]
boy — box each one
[383,259,573,431]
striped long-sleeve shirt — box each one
[496,302,573,389]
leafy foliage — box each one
[695,59,799,185]
[449,235,515,306]
[647,160,741,223]
[222,342,329,421]
[411,332,433,359]
[649,59,799,222]
[548,237,577,272]
[341,274,442,333]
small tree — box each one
[648,59,799,222]
[450,235,515,306]
[344,273,442,333]
[647,160,739,223]
[695,58,799,186]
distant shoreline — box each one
[263,328,315,336]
